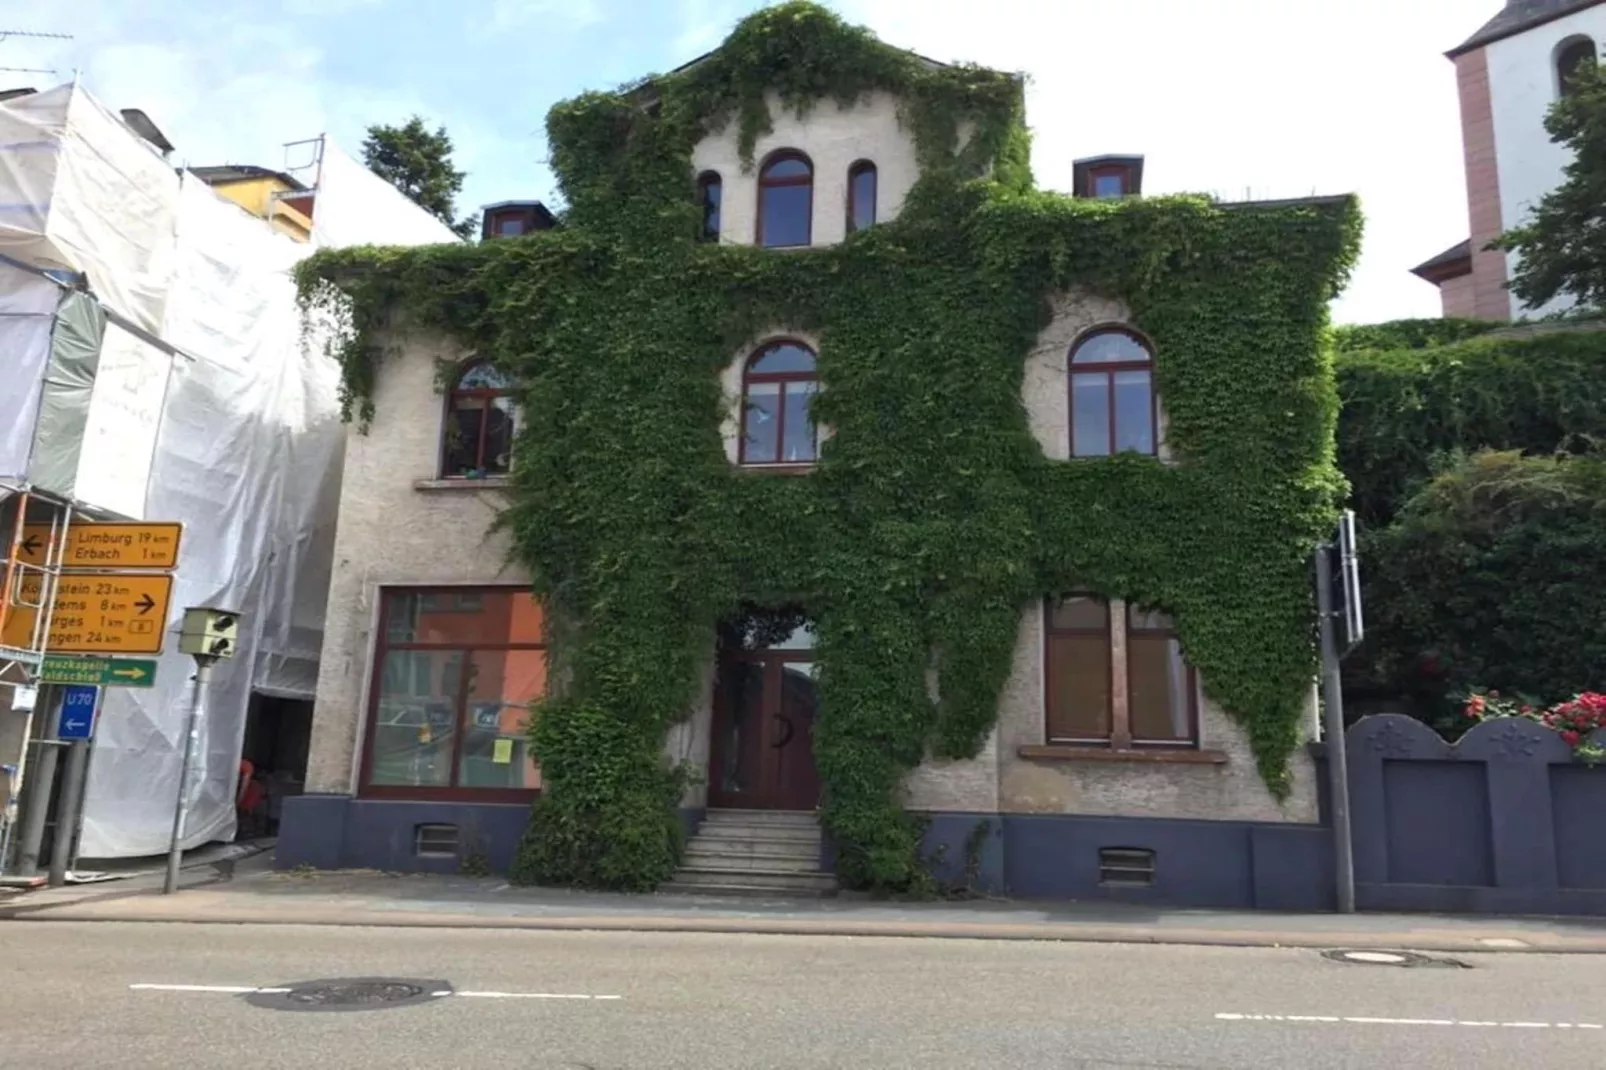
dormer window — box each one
[698,171,722,242]
[847,160,877,232]
[1557,36,1597,98]
[480,201,557,242]
[1073,155,1144,200]
[758,151,813,248]
[1092,172,1126,198]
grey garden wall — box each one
[1338,714,1606,916]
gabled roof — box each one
[1410,239,1474,284]
[189,164,307,191]
[1448,0,1603,58]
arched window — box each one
[1068,328,1156,458]
[740,340,818,465]
[757,151,812,248]
[847,160,877,232]
[1557,36,1597,97]
[443,362,515,478]
[697,171,722,242]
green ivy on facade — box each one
[296,1,1360,893]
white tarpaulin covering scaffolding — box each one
[0,81,460,857]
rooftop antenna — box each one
[0,28,72,77]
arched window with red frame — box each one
[757,151,813,248]
[443,362,515,478]
[740,340,819,465]
[1068,327,1156,458]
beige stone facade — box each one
[692,90,920,248]
[303,331,529,794]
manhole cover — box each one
[245,977,452,1013]
[1320,949,1468,969]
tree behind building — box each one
[361,116,478,240]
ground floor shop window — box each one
[360,587,546,801]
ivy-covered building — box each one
[279,3,1360,908]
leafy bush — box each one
[1360,451,1606,732]
[508,699,688,891]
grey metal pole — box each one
[1316,544,1356,914]
[164,659,212,895]
[47,739,89,887]
[15,686,61,877]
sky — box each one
[4,0,1506,324]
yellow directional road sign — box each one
[16,521,183,570]
[2,573,174,654]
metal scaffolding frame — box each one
[0,481,73,873]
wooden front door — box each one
[708,634,820,811]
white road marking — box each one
[132,983,620,1001]
[130,984,292,994]
[1218,1013,1602,1030]
[430,990,615,1000]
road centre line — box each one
[1217,1013,1602,1030]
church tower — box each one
[1412,1,1603,319]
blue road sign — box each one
[57,685,98,741]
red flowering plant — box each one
[1462,688,1606,765]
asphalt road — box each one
[1,921,1603,1069]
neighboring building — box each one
[191,165,316,243]
[281,28,1339,910]
[0,81,460,878]
[1413,0,1604,319]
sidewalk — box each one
[5,851,1606,954]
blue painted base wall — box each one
[919,812,1335,911]
[278,795,533,875]
[281,795,1333,910]
[279,796,702,876]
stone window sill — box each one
[1018,744,1228,765]
[737,464,815,476]
[413,477,513,491]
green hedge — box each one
[1336,329,1606,526]
[297,1,1359,892]
[1330,318,1499,355]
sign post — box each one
[1316,509,1363,915]
[47,687,100,887]
[3,573,174,654]
[165,608,241,895]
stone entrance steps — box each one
[662,809,836,897]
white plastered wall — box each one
[1486,6,1606,318]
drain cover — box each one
[245,978,452,1013]
[1320,949,1468,969]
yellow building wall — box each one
[209,177,313,243]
